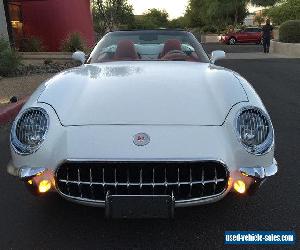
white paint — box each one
[37,61,247,126]
[10,45,276,207]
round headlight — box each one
[11,108,49,155]
[236,107,274,155]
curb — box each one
[0,97,28,125]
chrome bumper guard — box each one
[7,161,47,180]
[239,159,278,194]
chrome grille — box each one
[56,161,228,203]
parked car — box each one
[7,29,278,218]
[219,27,263,45]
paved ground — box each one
[0,58,299,249]
[202,43,291,59]
[202,43,264,55]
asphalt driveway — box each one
[0,58,299,249]
[202,43,264,55]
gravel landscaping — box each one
[6,61,79,77]
[0,61,81,107]
[0,73,55,107]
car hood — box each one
[38,61,248,126]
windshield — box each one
[87,30,209,63]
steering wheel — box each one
[166,50,186,56]
[162,50,188,61]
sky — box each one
[128,0,188,19]
[128,0,262,19]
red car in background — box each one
[219,27,262,45]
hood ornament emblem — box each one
[133,133,150,146]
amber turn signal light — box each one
[38,180,52,193]
[233,180,246,194]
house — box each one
[1,0,95,51]
[244,14,255,26]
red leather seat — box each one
[114,40,139,60]
[160,39,182,58]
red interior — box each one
[113,40,139,60]
[113,39,197,61]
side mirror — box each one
[72,51,86,64]
[210,50,226,64]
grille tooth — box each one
[56,161,228,203]
[77,168,82,198]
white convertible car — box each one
[8,30,278,218]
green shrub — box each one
[0,37,10,52]
[266,0,300,25]
[44,58,53,65]
[279,20,300,43]
[61,32,86,52]
[19,36,43,52]
[0,48,22,77]
[201,25,218,34]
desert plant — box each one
[279,20,300,43]
[61,32,86,52]
[0,47,22,77]
[19,36,43,52]
[0,37,10,52]
[44,58,53,65]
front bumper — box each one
[7,159,278,207]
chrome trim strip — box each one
[57,179,226,186]
[56,189,230,208]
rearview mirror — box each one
[72,51,86,64]
[210,50,226,64]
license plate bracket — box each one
[105,195,175,219]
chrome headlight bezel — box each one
[11,107,49,155]
[235,106,274,155]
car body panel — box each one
[37,61,248,126]
[11,101,274,174]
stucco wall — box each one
[201,35,219,43]
[0,0,9,40]
[270,40,300,58]
[21,0,95,51]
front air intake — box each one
[56,161,229,204]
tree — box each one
[168,16,188,29]
[144,9,169,28]
[254,14,265,26]
[265,0,300,25]
[132,8,169,29]
[92,0,134,35]
[185,0,248,30]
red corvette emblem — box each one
[133,133,150,146]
